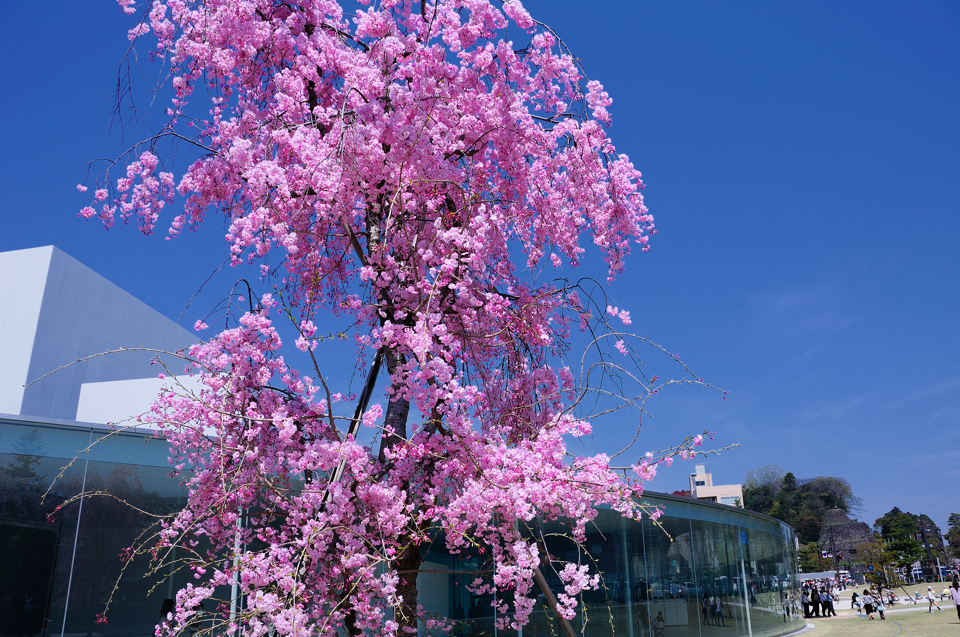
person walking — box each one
[861,589,875,620]
[801,591,810,618]
[950,577,960,622]
[851,590,860,613]
[714,596,726,627]
[926,585,944,613]
[810,586,821,617]
[822,589,837,617]
[876,599,886,621]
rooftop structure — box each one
[689,463,744,506]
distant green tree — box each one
[857,539,894,585]
[743,464,786,491]
[883,535,923,570]
[875,508,924,569]
[803,476,862,512]
[742,484,774,514]
[798,542,821,573]
[875,507,916,537]
[793,515,822,543]
[781,472,798,492]
[946,513,960,560]
[916,513,946,561]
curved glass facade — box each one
[0,416,803,637]
[0,416,191,637]
[421,497,804,637]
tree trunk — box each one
[378,349,410,464]
[377,348,418,633]
[394,536,424,634]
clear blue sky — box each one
[1,2,958,532]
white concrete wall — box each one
[0,246,52,414]
[77,375,204,426]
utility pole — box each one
[829,527,839,573]
[918,513,932,581]
[919,514,932,562]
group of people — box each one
[699,595,727,626]
[800,583,838,618]
[851,586,887,620]
[849,576,960,621]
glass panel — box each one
[0,421,89,637]
[61,456,188,636]
[690,518,736,636]
[640,511,698,637]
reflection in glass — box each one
[0,419,805,637]
[426,496,804,637]
[0,420,190,637]
[0,424,82,637]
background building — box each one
[689,463,744,506]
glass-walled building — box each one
[0,415,803,637]
[422,494,804,637]
[0,245,200,635]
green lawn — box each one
[803,606,958,636]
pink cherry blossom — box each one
[71,2,717,636]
